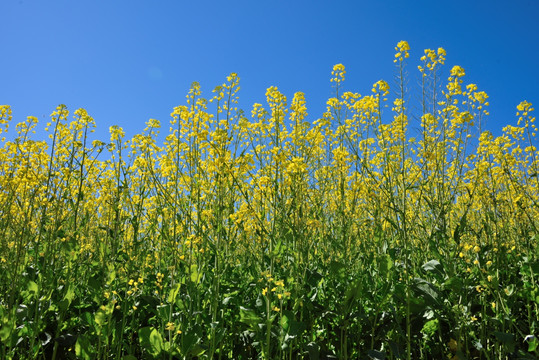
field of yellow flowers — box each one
[1,42,538,359]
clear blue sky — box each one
[2,0,538,142]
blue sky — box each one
[2,0,538,142]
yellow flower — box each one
[109,125,125,142]
[372,80,390,96]
[450,65,465,77]
[331,64,346,84]
[165,322,175,331]
[262,287,268,296]
[517,100,531,112]
[394,40,410,63]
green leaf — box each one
[422,260,444,276]
[412,278,441,307]
[167,283,181,304]
[0,321,14,344]
[344,280,362,310]
[378,254,393,278]
[272,238,283,257]
[94,310,107,327]
[525,335,538,352]
[305,269,323,288]
[190,264,200,284]
[106,267,116,284]
[329,261,346,280]
[443,276,463,292]
[64,283,76,304]
[75,335,95,360]
[149,328,164,355]
[421,319,439,338]
[280,311,306,337]
[367,349,386,360]
[180,332,204,357]
[58,299,70,312]
[27,281,38,296]
[156,304,170,320]
[139,327,163,357]
[239,306,261,330]
[81,311,93,326]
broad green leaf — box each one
[94,310,107,327]
[378,254,393,277]
[75,335,94,360]
[106,267,116,284]
[58,299,70,312]
[443,276,463,292]
[422,260,444,275]
[190,264,200,283]
[149,328,164,355]
[81,311,93,326]
[239,306,261,330]
[181,332,204,357]
[167,283,181,304]
[280,310,306,336]
[139,327,163,357]
[0,321,14,344]
[27,281,38,295]
[344,280,362,310]
[157,304,170,320]
[64,283,76,304]
[412,278,441,307]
